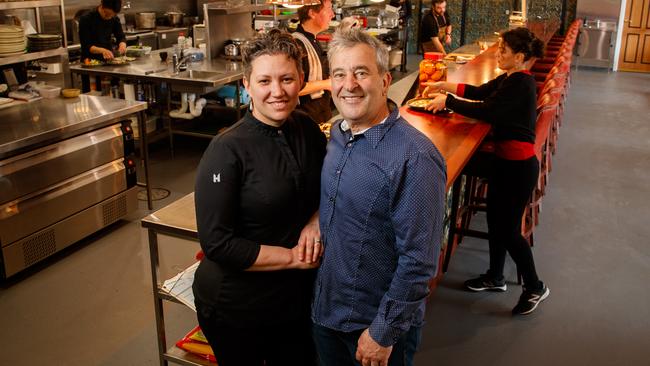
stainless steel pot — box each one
[165,12,184,27]
[224,43,239,57]
[135,12,156,29]
[224,38,246,56]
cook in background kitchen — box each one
[292,0,335,124]
[78,0,126,91]
[79,0,126,61]
[419,0,452,54]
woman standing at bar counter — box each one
[193,30,326,365]
[424,27,550,315]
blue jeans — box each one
[312,323,422,366]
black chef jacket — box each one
[78,8,126,60]
[193,110,327,327]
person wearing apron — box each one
[419,0,452,54]
[293,0,335,124]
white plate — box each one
[0,50,27,57]
[0,25,23,33]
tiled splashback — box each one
[415,0,577,51]
[463,0,511,47]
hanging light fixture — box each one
[266,0,321,9]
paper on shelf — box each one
[161,261,199,312]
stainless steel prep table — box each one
[69,49,245,94]
[0,95,152,208]
[141,193,207,366]
[1,95,145,158]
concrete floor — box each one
[1,67,649,365]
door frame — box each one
[613,0,649,71]
[613,0,627,71]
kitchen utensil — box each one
[224,43,238,57]
[135,12,156,29]
[166,12,184,27]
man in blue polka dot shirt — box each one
[312,29,447,366]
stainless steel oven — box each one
[0,122,137,278]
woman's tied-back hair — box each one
[101,0,122,13]
[501,27,545,61]
[327,28,390,74]
[241,29,304,80]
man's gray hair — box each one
[327,29,390,74]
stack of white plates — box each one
[0,25,27,57]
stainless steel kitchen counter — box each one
[0,95,147,159]
[69,49,245,92]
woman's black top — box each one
[193,110,327,327]
[446,71,537,143]
[78,9,126,60]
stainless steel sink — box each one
[176,70,224,79]
[159,69,224,80]
[150,68,239,93]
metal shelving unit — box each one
[204,3,269,15]
[255,13,297,21]
[0,47,66,67]
[0,0,70,86]
[0,0,61,10]
[339,0,386,10]
[141,193,209,366]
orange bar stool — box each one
[521,93,560,248]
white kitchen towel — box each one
[291,31,324,99]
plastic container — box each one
[33,84,61,98]
[126,45,152,57]
[419,52,447,94]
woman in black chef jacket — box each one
[424,27,549,315]
[193,29,326,366]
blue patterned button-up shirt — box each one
[312,109,447,346]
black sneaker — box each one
[512,285,550,315]
[464,274,507,292]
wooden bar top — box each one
[400,107,491,190]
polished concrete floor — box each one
[1,67,649,366]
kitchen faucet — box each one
[173,54,193,74]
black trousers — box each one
[485,156,542,289]
[196,301,317,366]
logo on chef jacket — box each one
[213,173,221,183]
